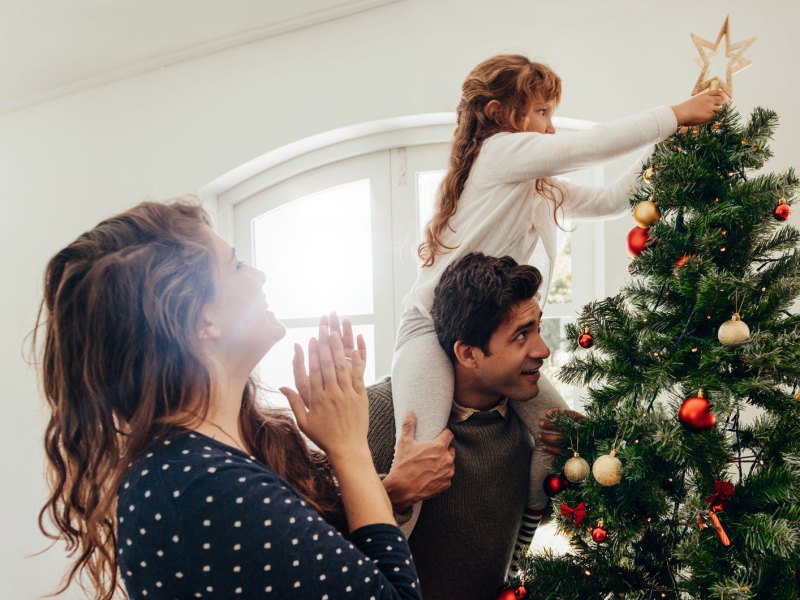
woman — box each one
[37,200,420,599]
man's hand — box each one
[537,408,585,456]
[382,412,455,512]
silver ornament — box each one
[717,313,750,347]
[592,451,622,486]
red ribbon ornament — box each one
[560,502,586,527]
[702,480,734,547]
[706,480,735,511]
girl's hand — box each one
[281,314,369,462]
[671,90,728,126]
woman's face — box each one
[202,226,286,372]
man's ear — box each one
[453,341,481,369]
[485,99,501,122]
[197,311,222,341]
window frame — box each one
[202,114,605,390]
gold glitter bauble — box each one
[717,313,750,347]
[564,453,590,483]
[592,451,622,486]
[633,200,660,228]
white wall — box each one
[2,1,798,597]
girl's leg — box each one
[390,307,455,535]
[508,373,570,570]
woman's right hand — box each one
[281,314,369,463]
[283,314,397,532]
[671,90,728,126]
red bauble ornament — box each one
[678,390,716,432]
[626,226,650,257]
[774,198,791,221]
[542,473,569,497]
[578,326,594,349]
[591,520,608,543]
[497,588,517,600]
[515,586,528,599]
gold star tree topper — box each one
[691,17,756,97]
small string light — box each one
[583,569,592,577]
[691,347,699,353]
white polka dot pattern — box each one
[117,431,420,598]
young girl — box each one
[37,201,421,599]
[391,54,726,560]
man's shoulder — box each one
[366,378,396,474]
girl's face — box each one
[522,96,557,134]
[201,225,286,372]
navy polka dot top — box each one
[117,431,420,599]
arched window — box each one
[203,115,604,409]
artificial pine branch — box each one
[510,105,800,598]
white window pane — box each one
[253,180,374,319]
[548,225,573,305]
[416,171,445,241]
[258,324,376,397]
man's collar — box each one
[449,398,509,423]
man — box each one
[369,252,571,600]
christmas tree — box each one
[502,77,800,600]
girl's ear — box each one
[453,341,481,369]
[485,99,501,122]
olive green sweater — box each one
[367,378,532,600]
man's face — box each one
[473,297,550,402]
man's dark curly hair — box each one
[431,252,543,362]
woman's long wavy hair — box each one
[36,200,343,599]
[419,54,564,266]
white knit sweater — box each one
[403,105,678,314]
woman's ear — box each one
[197,311,222,341]
[485,99,501,122]
[453,341,480,369]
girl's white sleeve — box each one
[560,146,654,220]
[475,106,677,184]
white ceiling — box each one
[0,0,399,113]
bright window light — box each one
[258,324,376,401]
[253,179,374,319]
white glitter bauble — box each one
[564,453,590,483]
[592,451,623,486]
[717,313,750,347]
